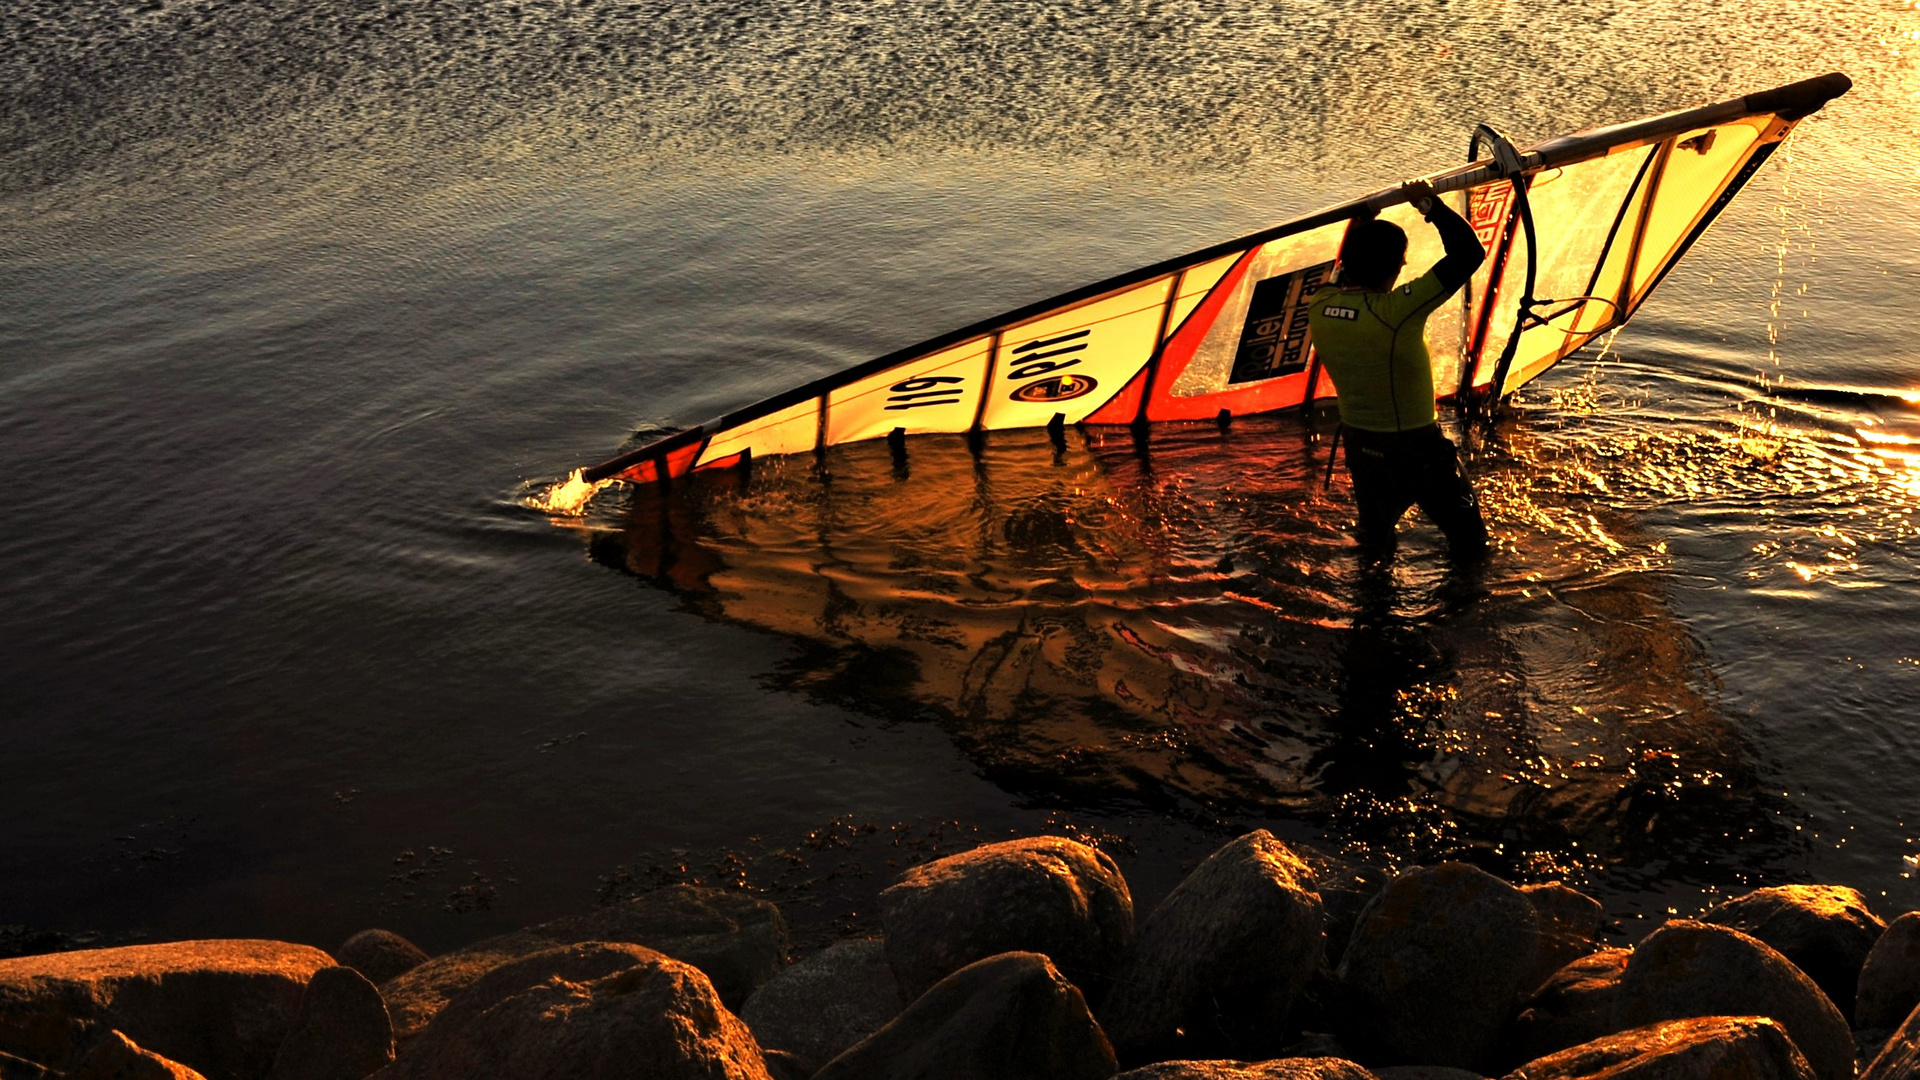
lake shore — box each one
[5,829,1918,1080]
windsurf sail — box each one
[580,73,1849,488]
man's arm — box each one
[1403,180,1486,292]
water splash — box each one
[528,469,611,517]
[1762,128,1800,390]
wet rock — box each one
[1289,968,1340,1037]
[815,952,1115,1080]
[1862,989,1920,1080]
[334,933,428,987]
[380,885,784,1042]
[0,1048,55,1080]
[1614,920,1852,1080]
[384,940,645,1049]
[1287,853,1389,1037]
[759,1049,811,1080]
[1505,1016,1814,1080]
[1101,831,1324,1064]
[1863,998,1920,1080]
[264,967,392,1080]
[1113,1059,1375,1080]
[740,938,901,1075]
[68,1030,209,1080]
[1505,949,1630,1069]
[0,939,333,1080]
[370,948,768,1080]
[1281,1034,1349,1058]
[390,942,663,1067]
[878,836,1132,1002]
[1702,885,1884,1021]
[1374,1068,1483,1080]
[1519,884,1604,996]
[536,885,787,1006]
[1334,862,1540,1070]
[1294,848,1391,968]
[1859,1029,1895,1077]
[1858,912,1920,1031]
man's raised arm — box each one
[1403,180,1487,292]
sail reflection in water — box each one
[579,417,1770,873]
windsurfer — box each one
[1307,180,1490,562]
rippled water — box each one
[4,0,1920,953]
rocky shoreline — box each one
[5,829,1920,1080]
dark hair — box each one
[1339,219,1408,288]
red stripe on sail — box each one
[616,440,707,484]
[1081,365,1149,425]
[1141,247,1315,421]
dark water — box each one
[4,0,1920,955]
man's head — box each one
[1339,218,1408,291]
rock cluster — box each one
[8,838,1920,1080]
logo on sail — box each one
[1010,374,1098,403]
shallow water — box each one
[4,0,1920,953]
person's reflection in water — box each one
[1312,561,1430,800]
[1310,551,1490,809]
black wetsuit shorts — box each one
[1341,423,1489,560]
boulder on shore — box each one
[0,1047,55,1079]
[1518,884,1604,996]
[1505,1016,1815,1080]
[1294,849,1391,970]
[1702,885,1884,1021]
[758,1049,810,1080]
[369,948,769,1080]
[380,885,785,1043]
[1862,989,1920,1080]
[1279,1034,1348,1058]
[1286,850,1389,1036]
[1335,862,1540,1070]
[1505,949,1630,1069]
[878,836,1133,1002]
[263,967,393,1080]
[740,938,901,1076]
[815,952,1115,1080]
[1373,1068,1482,1080]
[1861,1029,1897,1078]
[0,939,333,1080]
[385,942,670,1073]
[1100,831,1325,1065]
[1858,912,1920,1031]
[67,1029,209,1080]
[1114,1059,1376,1080]
[334,933,428,987]
[1614,920,1853,1080]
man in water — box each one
[1307,180,1490,562]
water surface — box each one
[4,0,1920,952]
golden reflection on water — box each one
[561,409,1792,874]
[547,327,1920,877]
[1859,428,1920,501]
